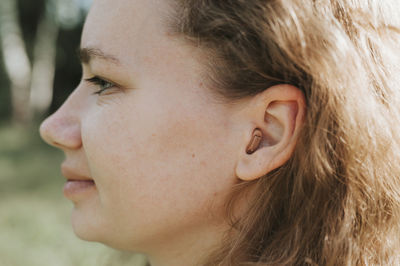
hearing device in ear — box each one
[246,128,263,154]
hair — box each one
[167,0,400,265]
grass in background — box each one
[0,123,146,266]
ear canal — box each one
[246,129,263,154]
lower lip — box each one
[63,180,96,199]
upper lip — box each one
[61,165,93,181]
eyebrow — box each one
[78,47,121,65]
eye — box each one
[85,76,116,95]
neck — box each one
[146,223,228,266]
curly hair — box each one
[168,0,400,265]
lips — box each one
[61,166,96,200]
[61,166,94,182]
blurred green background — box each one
[0,0,146,265]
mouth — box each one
[63,180,95,198]
[61,166,96,200]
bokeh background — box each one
[0,0,145,265]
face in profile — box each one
[40,0,241,257]
[40,0,308,264]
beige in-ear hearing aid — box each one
[246,128,263,154]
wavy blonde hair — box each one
[169,0,400,265]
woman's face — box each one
[40,0,241,255]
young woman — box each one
[40,0,400,265]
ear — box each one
[235,84,306,181]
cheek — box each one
[81,94,236,241]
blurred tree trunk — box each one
[0,0,32,123]
[0,0,61,124]
[29,6,59,115]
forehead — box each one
[81,0,173,64]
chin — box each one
[70,208,132,251]
[68,192,105,239]
[70,205,104,242]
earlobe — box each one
[235,85,306,181]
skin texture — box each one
[39,0,305,265]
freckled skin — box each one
[40,0,245,265]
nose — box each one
[39,101,82,151]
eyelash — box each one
[85,76,116,95]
